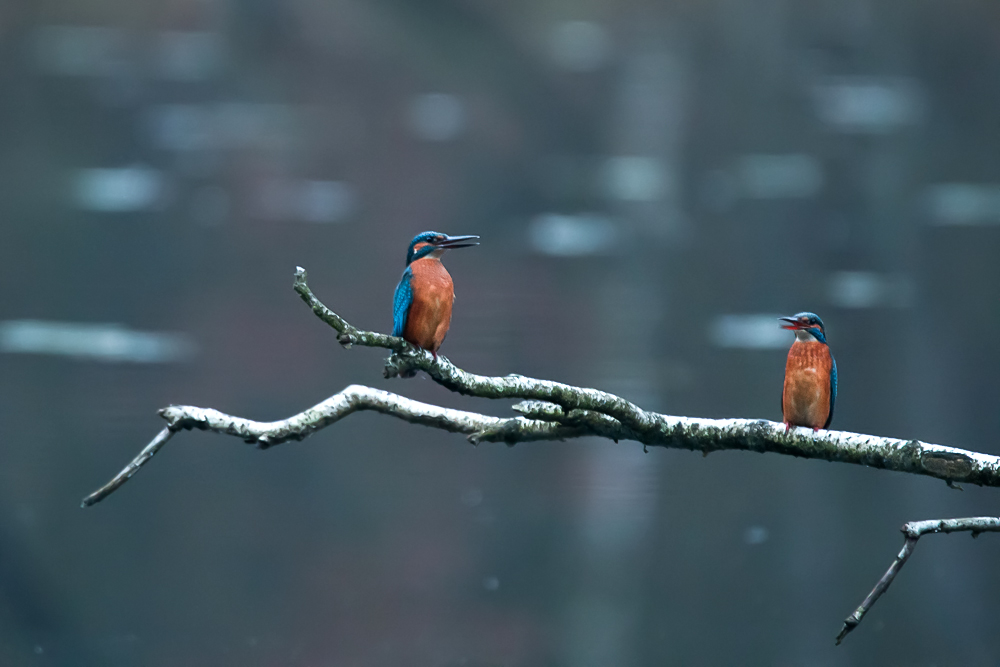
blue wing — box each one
[392,267,413,337]
[825,355,838,429]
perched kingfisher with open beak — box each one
[779,312,837,431]
[392,231,479,356]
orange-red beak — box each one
[778,316,806,330]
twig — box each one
[836,517,1000,644]
[82,427,174,507]
[294,267,408,354]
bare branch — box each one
[85,268,1000,503]
[294,267,407,354]
[294,267,657,433]
[82,427,174,507]
[82,385,612,506]
[83,381,1000,506]
[836,517,1000,644]
[291,267,1000,489]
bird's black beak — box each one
[778,316,804,330]
[434,234,480,249]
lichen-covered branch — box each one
[836,517,1000,644]
[294,267,407,353]
[85,267,1000,506]
[83,383,1000,509]
[81,386,615,507]
[291,267,1000,489]
[294,267,657,433]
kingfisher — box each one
[779,312,837,431]
[392,231,479,356]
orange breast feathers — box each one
[782,340,834,429]
[402,257,455,353]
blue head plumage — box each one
[779,312,827,344]
[405,231,480,265]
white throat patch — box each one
[794,329,819,342]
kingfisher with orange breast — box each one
[779,312,837,431]
[393,231,479,357]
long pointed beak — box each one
[778,316,803,330]
[435,234,480,249]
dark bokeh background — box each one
[2,0,1000,664]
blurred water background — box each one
[1,0,1000,664]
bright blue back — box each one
[826,355,838,428]
[392,267,414,337]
